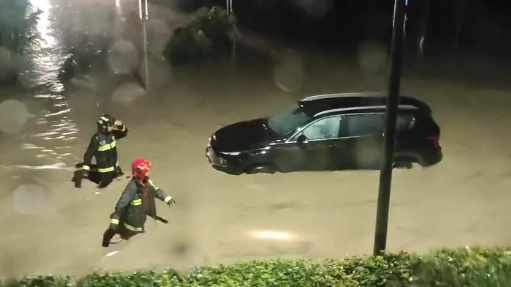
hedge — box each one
[163,6,236,66]
[2,246,511,287]
[60,6,237,81]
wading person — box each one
[102,158,176,247]
[73,114,128,188]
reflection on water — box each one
[6,0,80,170]
[0,0,173,173]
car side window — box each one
[396,113,415,131]
[346,113,384,137]
[301,116,341,140]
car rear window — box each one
[396,113,415,131]
[345,113,385,137]
[341,112,415,137]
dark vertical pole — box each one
[373,0,407,256]
[417,0,431,65]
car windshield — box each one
[267,104,311,137]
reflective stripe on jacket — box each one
[110,178,172,232]
[83,126,128,172]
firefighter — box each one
[73,114,128,189]
[102,158,176,247]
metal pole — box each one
[140,0,149,90]
[138,0,142,19]
[417,0,430,65]
[372,0,406,256]
[227,0,236,73]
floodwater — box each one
[1,0,511,279]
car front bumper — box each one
[206,146,244,175]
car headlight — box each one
[221,151,241,156]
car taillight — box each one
[427,135,440,148]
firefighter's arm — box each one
[82,135,99,171]
[110,183,136,225]
[112,120,128,140]
[148,180,175,206]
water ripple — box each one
[14,0,81,167]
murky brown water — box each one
[0,0,160,171]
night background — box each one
[176,0,511,55]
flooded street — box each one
[0,0,511,279]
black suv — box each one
[206,92,442,175]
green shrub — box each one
[0,0,42,55]
[413,246,511,287]
[163,6,236,66]
[3,247,511,287]
[0,275,70,287]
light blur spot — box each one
[250,230,298,241]
[353,139,383,168]
[12,184,49,215]
[272,50,305,93]
[112,82,146,106]
[17,68,38,89]
[289,0,333,19]
[0,47,15,83]
[139,59,172,89]
[108,39,139,74]
[0,100,30,134]
[105,251,119,257]
[69,75,98,91]
[146,19,172,57]
[357,41,388,75]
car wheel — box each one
[245,164,276,174]
[393,157,414,169]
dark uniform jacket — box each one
[83,125,128,172]
[110,178,173,233]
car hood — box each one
[211,118,280,152]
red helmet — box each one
[131,158,152,179]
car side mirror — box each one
[297,134,308,147]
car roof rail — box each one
[314,104,418,117]
[301,92,382,102]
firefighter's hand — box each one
[114,120,123,127]
[165,197,176,207]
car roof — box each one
[298,92,432,117]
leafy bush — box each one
[412,246,511,287]
[2,247,511,287]
[163,6,236,66]
[0,0,42,55]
